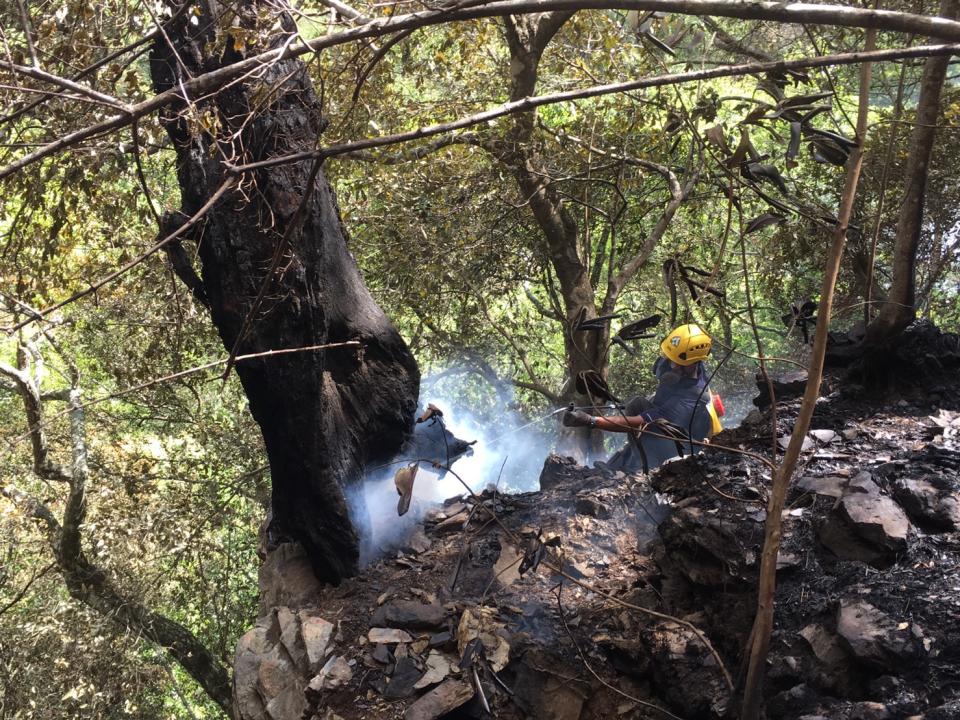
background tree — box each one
[2,0,960,717]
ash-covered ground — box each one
[234,326,960,720]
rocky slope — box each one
[232,334,960,720]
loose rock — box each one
[413,650,452,689]
[837,600,925,671]
[892,476,960,532]
[368,628,414,644]
[403,680,474,720]
[818,479,910,567]
[371,600,447,631]
[309,655,353,692]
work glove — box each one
[563,409,596,428]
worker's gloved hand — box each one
[563,409,596,428]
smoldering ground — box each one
[347,389,556,565]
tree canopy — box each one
[1,0,958,717]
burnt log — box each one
[150,1,419,583]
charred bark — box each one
[150,1,419,583]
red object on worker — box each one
[712,393,726,417]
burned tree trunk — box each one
[150,1,419,583]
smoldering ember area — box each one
[233,324,960,720]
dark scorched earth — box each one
[233,329,960,720]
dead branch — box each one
[341,132,481,163]
[0,562,54,617]
[0,60,127,109]
[0,356,70,481]
[227,43,960,176]
[314,0,372,23]
[14,0,38,67]
[6,341,362,452]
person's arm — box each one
[594,414,648,432]
[563,408,648,432]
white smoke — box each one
[345,365,754,564]
[347,381,557,565]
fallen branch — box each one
[740,23,877,720]
[2,20,959,180]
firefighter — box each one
[563,323,715,472]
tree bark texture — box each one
[150,0,420,583]
[496,13,607,456]
[867,0,959,343]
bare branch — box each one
[342,132,480,163]
[0,60,128,109]
[314,0,371,23]
[228,43,960,175]
[3,0,960,179]
[0,358,70,481]
[14,0,38,67]
[604,168,699,312]
[8,341,363,452]
[0,562,55,617]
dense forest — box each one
[1,0,959,718]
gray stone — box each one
[233,621,274,720]
[413,650,452,689]
[837,600,924,671]
[309,655,353,692]
[428,631,453,649]
[403,680,474,720]
[754,370,811,408]
[798,623,858,695]
[277,607,306,672]
[810,429,838,444]
[800,624,849,675]
[574,493,611,518]
[539,454,585,489]
[798,476,848,498]
[371,643,392,664]
[382,656,424,698]
[368,627,414,644]
[893,476,960,532]
[300,612,335,673]
[819,482,910,567]
[779,433,815,452]
[371,600,447,631]
[848,472,878,494]
[257,542,323,615]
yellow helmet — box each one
[660,323,712,366]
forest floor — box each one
[240,327,960,720]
